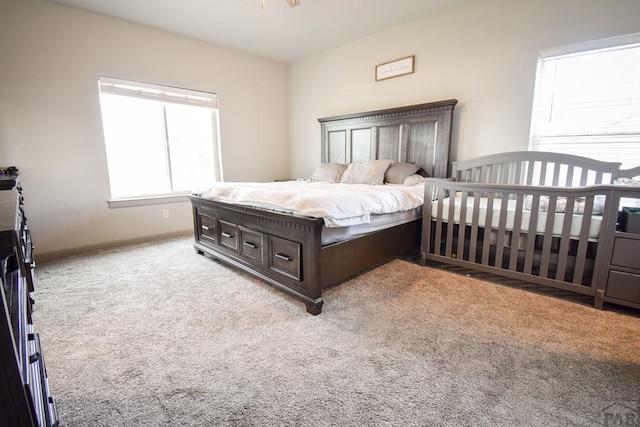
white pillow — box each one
[340,159,393,185]
[403,174,425,186]
[310,163,348,183]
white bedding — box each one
[196,181,425,227]
[434,195,603,239]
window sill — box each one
[108,193,190,209]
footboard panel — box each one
[320,220,421,288]
[420,179,621,305]
[191,195,325,314]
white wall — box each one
[289,0,640,179]
[0,0,289,257]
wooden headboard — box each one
[318,99,457,178]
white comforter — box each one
[196,181,425,227]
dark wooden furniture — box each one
[191,99,457,314]
[606,232,640,308]
[421,151,640,310]
[0,178,59,426]
[0,173,20,190]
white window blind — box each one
[529,33,640,170]
[99,76,218,109]
[98,76,222,203]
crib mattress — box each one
[433,196,603,240]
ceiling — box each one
[44,0,463,63]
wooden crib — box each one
[421,151,640,309]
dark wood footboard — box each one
[191,195,325,314]
[191,195,421,314]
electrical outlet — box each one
[162,209,169,219]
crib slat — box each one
[481,193,495,265]
[508,194,524,271]
[550,163,560,186]
[491,164,500,184]
[423,184,435,256]
[457,192,468,260]
[423,206,431,256]
[555,197,576,281]
[573,196,595,285]
[494,193,509,268]
[473,168,481,183]
[423,206,432,257]
[539,196,558,278]
[579,168,588,186]
[434,187,445,256]
[594,171,603,185]
[469,193,481,263]
[514,161,523,185]
[524,194,540,274]
[525,161,535,185]
[501,163,510,184]
[566,165,575,187]
[445,190,456,257]
[484,166,491,186]
[539,162,548,186]
[504,162,512,185]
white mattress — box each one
[433,196,603,240]
[320,207,422,245]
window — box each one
[529,33,640,170]
[98,76,222,205]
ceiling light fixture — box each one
[261,0,300,9]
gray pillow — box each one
[385,162,420,184]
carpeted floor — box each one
[33,236,640,426]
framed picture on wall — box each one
[375,56,415,81]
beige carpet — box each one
[33,236,640,426]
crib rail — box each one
[420,179,634,301]
[452,151,622,187]
[617,165,640,181]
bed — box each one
[420,151,640,309]
[190,99,458,314]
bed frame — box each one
[191,99,457,314]
[421,151,640,309]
